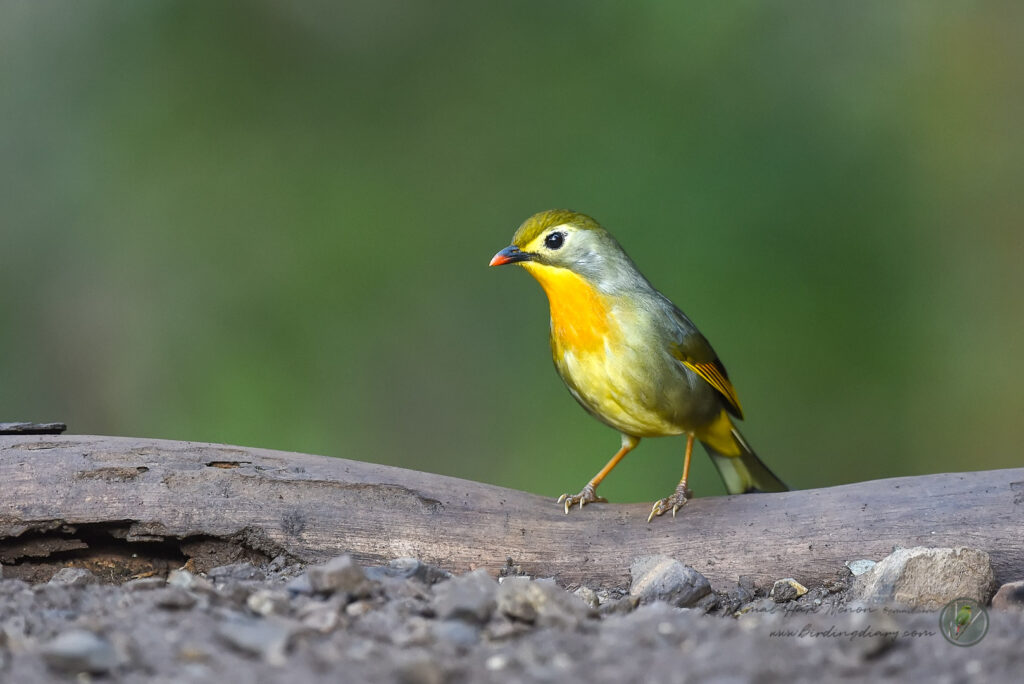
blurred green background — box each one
[2,2,1022,503]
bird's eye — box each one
[544,232,564,250]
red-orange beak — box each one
[489,245,533,267]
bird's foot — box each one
[647,482,692,522]
[557,482,607,514]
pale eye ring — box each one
[544,232,564,250]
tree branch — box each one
[1,435,1021,590]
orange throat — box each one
[522,263,612,355]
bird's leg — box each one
[648,433,695,522]
[558,435,639,514]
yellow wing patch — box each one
[680,360,744,419]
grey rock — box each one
[307,555,374,596]
[208,562,266,582]
[345,599,374,617]
[629,555,712,608]
[846,559,877,577]
[431,619,481,648]
[122,576,167,591]
[497,577,593,628]
[154,586,198,609]
[297,598,343,633]
[168,569,215,594]
[573,586,599,609]
[770,578,808,603]
[217,615,300,666]
[395,656,447,684]
[247,589,291,616]
[431,569,497,624]
[217,580,264,604]
[852,546,995,609]
[991,580,1024,612]
[285,572,314,595]
[598,595,640,616]
[41,629,118,674]
[48,567,97,587]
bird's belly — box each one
[554,342,698,438]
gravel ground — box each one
[1,555,1022,683]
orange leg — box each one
[648,433,695,522]
[558,435,639,513]
[680,432,694,488]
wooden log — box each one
[1,435,1021,590]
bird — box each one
[489,209,787,521]
[954,604,972,639]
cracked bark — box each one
[1,435,1022,590]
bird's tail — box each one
[701,424,787,495]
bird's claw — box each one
[647,483,692,522]
[557,483,607,514]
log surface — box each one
[1,435,1022,590]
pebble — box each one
[574,586,599,609]
[629,555,712,608]
[431,619,481,648]
[247,589,292,616]
[307,555,375,597]
[154,586,198,609]
[990,580,1024,612]
[217,614,298,666]
[48,567,97,587]
[851,546,995,609]
[431,569,497,624]
[845,559,877,577]
[770,578,808,603]
[497,577,592,629]
[209,562,267,583]
[40,629,118,674]
[168,569,215,594]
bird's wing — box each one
[658,297,745,420]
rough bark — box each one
[1,435,1021,590]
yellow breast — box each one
[521,262,612,355]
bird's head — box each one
[489,210,642,292]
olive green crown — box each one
[512,209,602,248]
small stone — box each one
[391,616,433,647]
[208,562,266,583]
[574,586,599,609]
[693,591,720,613]
[431,569,497,624]
[122,576,166,591]
[629,555,712,608]
[991,580,1024,612]
[852,546,995,609]
[217,615,298,666]
[154,586,198,609]
[285,573,313,595]
[345,599,373,617]
[168,570,215,594]
[598,595,640,616]
[846,559,877,577]
[497,577,592,629]
[770,578,808,603]
[48,568,97,587]
[307,555,374,597]
[41,630,118,674]
[395,657,447,684]
[297,599,343,633]
[247,589,291,616]
[431,619,481,648]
